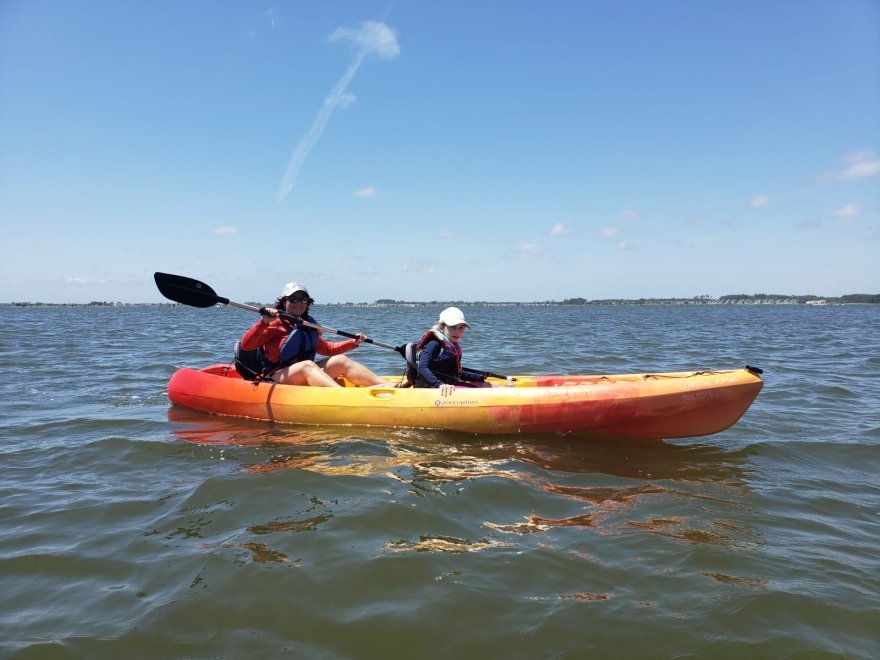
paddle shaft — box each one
[226,299,400,352]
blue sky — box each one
[1,0,878,304]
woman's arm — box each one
[316,336,359,356]
[241,319,276,351]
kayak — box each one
[166,365,763,438]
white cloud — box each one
[214,226,239,235]
[519,242,542,254]
[823,150,880,181]
[328,20,400,60]
[750,195,769,208]
[601,227,618,238]
[353,186,377,198]
[617,209,638,221]
[550,222,568,236]
[833,204,859,218]
[66,277,88,284]
[838,160,880,180]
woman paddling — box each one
[240,281,389,387]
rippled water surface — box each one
[1,304,878,658]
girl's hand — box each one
[354,333,367,345]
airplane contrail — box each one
[277,21,399,203]
[277,52,366,202]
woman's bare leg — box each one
[319,356,389,387]
[273,360,342,387]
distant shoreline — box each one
[4,294,878,308]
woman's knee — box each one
[322,355,353,375]
[275,361,319,383]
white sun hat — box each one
[439,307,470,328]
[281,282,310,298]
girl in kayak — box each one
[415,307,491,395]
[240,281,389,387]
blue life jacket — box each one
[278,315,319,366]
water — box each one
[1,303,878,658]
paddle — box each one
[153,272,509,380]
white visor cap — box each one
[281,282,310,298]
[439,307,470,328]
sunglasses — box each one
[287,296,310,303]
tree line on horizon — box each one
[6,293,879,307]
[359,293,880,305]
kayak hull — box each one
[166,366,763,439]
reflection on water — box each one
[558,592,610,602]
[386,536,508,553]
[166,407,749,482]
[247,514,332,535]
[166,406,761,560]
[700,572,767,589]
[624,516,757,547]
[234,542,292,565]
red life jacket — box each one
[400,327,462,387]
[416,328,462,371]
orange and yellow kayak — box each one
[167,365,763,438]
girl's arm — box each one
[459,368,486,383]
[417,341,445,388]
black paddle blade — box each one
[154,272,225,308]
